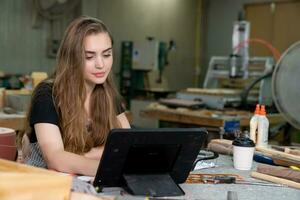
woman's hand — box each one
[84,146,104,160]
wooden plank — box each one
[257,164,300,182]
[0,158,56,174]
[256,146,300,162]
[0,159,72,200]
[0,172,72,200]
[251,171,300,189]
[272,157,300,168]
[285,148,300,156]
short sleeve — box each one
[30,83,59,126]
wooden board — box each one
[0,159,72,200]
[256,146,300,162]
[257,164,300,183]
[0,172,72,200]
[251,171,300,190]
[0,158,56,174]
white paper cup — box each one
[232,136,255,170]
[233,145,255,170]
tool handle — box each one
[251,171,300,189]
[214,176,236,183]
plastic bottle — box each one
[257,105,269,147]
[249,104,260,144]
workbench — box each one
[140,102,284,134]
[0,112,26,131]
[96,155,300,200]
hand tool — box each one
[201,175,284,187]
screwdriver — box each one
[202,176,284,187]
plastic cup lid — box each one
[232,137,255,147]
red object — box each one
[0,127,17,161]
[254,104,260,115]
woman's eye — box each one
[103,54,112,58]
[85,56,93,60]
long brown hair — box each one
[26,16,121,154]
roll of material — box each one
[0,127,17,161]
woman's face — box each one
[83,32,113,89]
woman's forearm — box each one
[45,150,100,176]
[84,146,104,160]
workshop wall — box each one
[0,0,54,74]
[0,0,80,74]
[1,0,198,91]
[83,0,198,90]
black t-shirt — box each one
[29,82,124,143]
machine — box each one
[194,17,276,109]
[272,41,300,131]
[119,38,173,107]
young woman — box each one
[22,16,130,176]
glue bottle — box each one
[249,104,260,144]
[257,105,269,147]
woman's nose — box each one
[95,56,104,69]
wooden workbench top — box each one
[141,102,284,127]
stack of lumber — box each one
[252,146,300,189]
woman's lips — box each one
[93,72,105,78]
